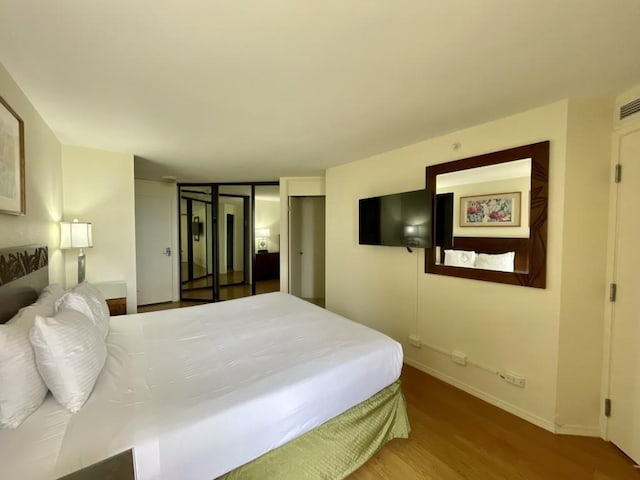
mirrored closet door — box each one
[178,182,280,303]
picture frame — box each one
[460,192,521,227]
[0,96,25,216]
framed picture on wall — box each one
[0,96,25,215]
[460,192,521,227]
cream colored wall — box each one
[438,176,530,238]
[0,63,64,283]
[61,145,137,312]
[554,98,613,435]
[326,100,571,431]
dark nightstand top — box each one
[57,449,134,480]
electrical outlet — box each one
[408,335,422,348]
[502,371,526,388]
[451,350,467,366]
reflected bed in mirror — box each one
[425,141,549,288]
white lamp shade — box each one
[60,221,93,249]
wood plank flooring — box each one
[349,365,639,480]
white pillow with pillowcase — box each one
[444,249,477,268]
[474,251,516,272]
[55,282,110,338]
[30,308,107,413]
[0,304,51,429]
[34,284,65,308]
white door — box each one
[135,182,175,306]
[608,127,640,464]
[289,196,325,301]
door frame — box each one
[279,177,325,293]
[600,120,640,440]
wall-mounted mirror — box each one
[425,141,549,288]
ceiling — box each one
[0,1,639,182]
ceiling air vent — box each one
[620,97,640,120]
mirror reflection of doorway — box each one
[179,186,214,301]
[226,214,234,271]
[178,183,281,303]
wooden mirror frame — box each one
[425,141,549,288]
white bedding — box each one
[0,292,403,479]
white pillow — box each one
[55,283,110,338]
[474,251,516,272]
[30,309,107,413]
[444,249,477,268]
[71,283,110,321]
[34,284,65,308]
[0,305,51,429]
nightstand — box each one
[57,449,134,480]
[94,281,127,316]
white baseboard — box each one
[555,424,601,437]
[403,358,557,434]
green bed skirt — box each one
[218,380,410,480]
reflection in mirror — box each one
[178,182,281,302]
[217,185,252,302]
[254,185,281,295]
[425,141,549,288]
[435,159,531,272]
[179,185,214,301]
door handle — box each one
[164,247,172,256]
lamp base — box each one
[78,250,86,284]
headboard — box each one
[448,237,529,272]
[0,245,49,324]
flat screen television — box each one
[359,189,433,248]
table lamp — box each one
[60,219,93,283]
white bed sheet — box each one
[0,292,403,480]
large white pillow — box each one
[444,249,477,268]
[30,308,107,413]
[0,304,51,429]
[34,284,65,308]
[474,251,516,272]
[55,282,110,338]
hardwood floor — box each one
[350,365,639,480]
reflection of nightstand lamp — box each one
[403,224,422,250]
[60,219,93,283]
[255,228,270,253]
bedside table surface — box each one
[57,449,134,480]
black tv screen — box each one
[359,189,433,248]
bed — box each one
[0,245,410,479]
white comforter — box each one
[1,293,403,480]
